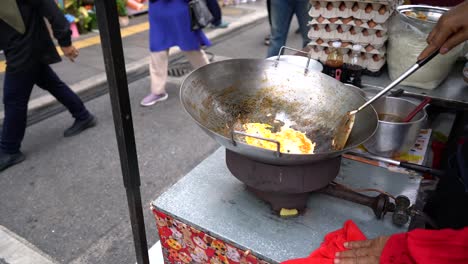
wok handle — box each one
[399,162,445,177]
[277,46,313,75]
[231,130,282,157]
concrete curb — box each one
[0,225,57,264]
[1,7,267,127]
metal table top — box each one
[153,148,422,263]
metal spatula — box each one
[333,50,439,151]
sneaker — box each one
[210,21,229,29]
[0,151,25,172]
[140,93,168,107]
[64,114,97,137]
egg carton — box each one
[309,39,386,54]
[309,16,389,31]
[309,1,398,23]
[307,46,386,72]
[308,25,388,46]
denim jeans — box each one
[1,64,90,153]
[205,0,222,26]
[267,0,310,57]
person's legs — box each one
[267,0,272,26]
[205,0,222,26]
[150,50,169,95]
[294,0,311,48]
[141,50,169,106]
[264,0,272,46]
[184,49,210,69]
[36,65,90,121]
[1,68,36,155]
[267,0,294,57]
[35,65,95,137]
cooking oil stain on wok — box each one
[204,85,303,138]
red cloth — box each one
[282,220,367,264]
[381,227,468,264]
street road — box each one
[0,16,303,263]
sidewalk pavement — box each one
[0,1,268,126]
[0,226,56,264]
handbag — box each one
[188,0,213,31]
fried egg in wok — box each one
[243,123,316,154]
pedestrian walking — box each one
[141,0,211,107]
[264,0,272,46]
[206,0,230,28]
[0,0,96,172]
[267,0,310,57]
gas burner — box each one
[225,149,413,226]
[226,149,341,211]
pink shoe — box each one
[140,93,168,107]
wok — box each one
[180,59,378,165]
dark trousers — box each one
[205,0,222,26]
[267,0,271,26]
[267,0,310,57]
[1,64,90,154]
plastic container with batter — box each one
[387,5,462,90]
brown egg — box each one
[342,42,351,47]
[379,6,387,15]
[317,16,325,23]
[355,19,363,26]
[365,45,374,52]
[342,17,353,24]
[372,54,380,61]
[329,17,339,23]
[352,2,359,12]
[316,38,324,44]
[314,2,321,10]
[350,27,357,35]
[324,47,331,54]
[327,41,333,46]
[365,4,372,13]
[368,20,377,28]
[337,26,343,33]
[339,2,346,11]
[325,25,332,32]
[376,30,383,37]
[327,2,333,11]
[313,25,319,31]
[362,29,369,36]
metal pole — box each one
[94,0,150,263]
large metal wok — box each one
[180,59,378,165]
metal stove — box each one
[153,148,423,263]
[226,149,415,226]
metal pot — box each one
[363,97,427,158]
[180,59,378,165]
[361,87,422,105]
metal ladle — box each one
[334,50,439,150]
